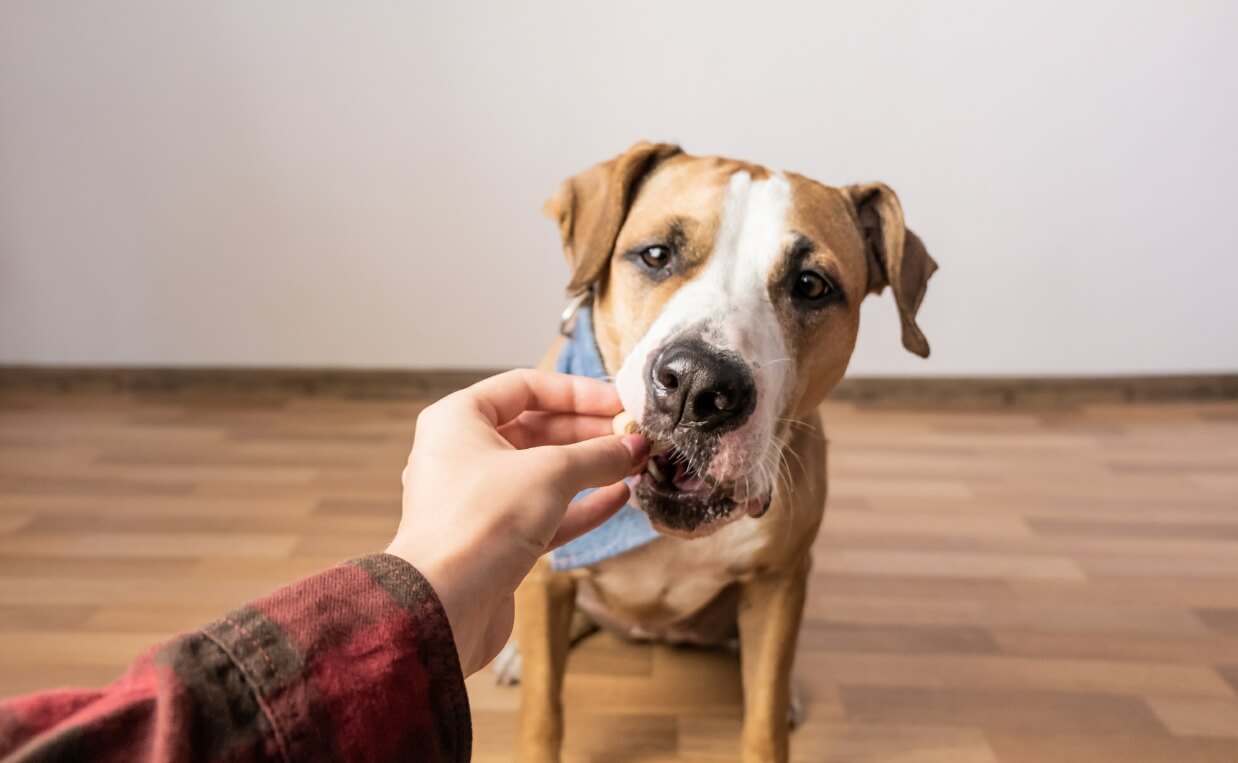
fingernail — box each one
[621,433,650,474]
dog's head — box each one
[547,142,937,537]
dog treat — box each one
[612,410,638,436]
[613,411,672,455]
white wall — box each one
[2,1,1236,375]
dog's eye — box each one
[792,271,832,302]
[639,245,671,270]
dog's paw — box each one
[492,642,522,686]
[787,686,804,729]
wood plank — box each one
[837,685,1165,733]
[1146,697,1238,739]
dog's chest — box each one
[574,515,775,643]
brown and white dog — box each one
[504,142,937,762]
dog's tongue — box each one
[670,458,708,493]
[673,471,707,493]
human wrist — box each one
[386,535,485,673]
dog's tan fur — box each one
[513,143,936,762]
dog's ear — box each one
[847,183,938,358]
[544,141,683,295]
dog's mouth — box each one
[644,448,709,495]
[631,436,770,538]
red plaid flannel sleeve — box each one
[0,554,471,762]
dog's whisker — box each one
[766,447,795,555]
[758,357,793,369]
[782,443,808,473]
[770,429,808,474]
[776,417,815,434]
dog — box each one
[502,142,937,762]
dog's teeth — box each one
[647,458,664,483]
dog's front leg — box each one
[514,559,577,763]
[737,559,809,763]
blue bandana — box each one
[549,304,660,570]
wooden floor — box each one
[1,387,1237,762]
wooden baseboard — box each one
[1,366,1235,407]
[0,366,498,400]
[830,374,1238,407]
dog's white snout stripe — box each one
[615,171,794,499]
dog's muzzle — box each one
[631,338,767,537]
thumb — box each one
[549,481,632,549]
[550,433,650,494]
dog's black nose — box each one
[649,340,755,433]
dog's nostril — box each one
[692,388,735,418]
[656,368,680,390]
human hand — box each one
[386,369,650,675]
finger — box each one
[499,413,613,449]
[548,481,631,549]
[497,412,615,449]
[542,433,650,494]
[453,369,623,427]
